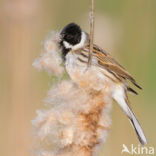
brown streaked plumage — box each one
[83,44,142,93]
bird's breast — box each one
[65,52,115,93]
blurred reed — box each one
[0,0,43,156]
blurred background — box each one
[0,0,156,156]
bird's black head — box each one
[60,23,82,47]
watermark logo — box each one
[121,144,154,155]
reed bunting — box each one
[59,23,147,145]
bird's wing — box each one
[84,44,142,90]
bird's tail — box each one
[113,87,147,145]
[127,106,147,145]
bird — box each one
[59,22,147,145]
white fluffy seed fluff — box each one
[32,32,112,156]
[32,31,63,76]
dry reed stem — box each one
[88,0,95,67]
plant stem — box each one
[88,0,95,68]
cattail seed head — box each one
[32,31,112,156]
